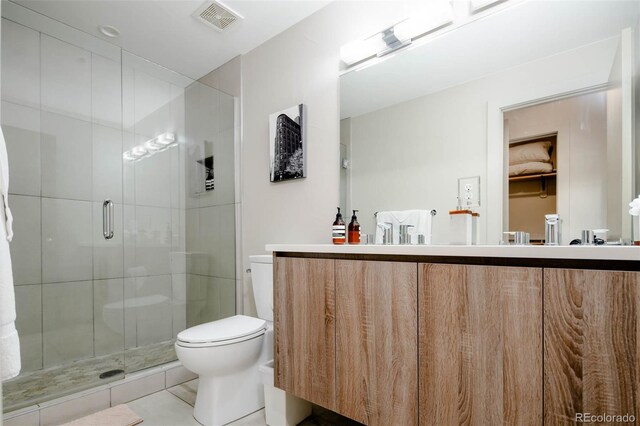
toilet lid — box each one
[177,315,267,344]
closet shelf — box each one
[509,171,557,182]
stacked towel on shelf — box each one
[375,209,434,244]
[508,140,554,177]
[509,161,554,176]
[0,126,20,381]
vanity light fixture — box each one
[340,33,389,66]
[354,54,395,72]
[340,0,453,67]
[340,24,411,67]
[123,132,177,162]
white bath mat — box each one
[62,404,143,426]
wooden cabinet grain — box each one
[274,256,639,426]
[274,257,336,410]
[335,260,418,426]
[544,269,640,425]
[418,263,543,425]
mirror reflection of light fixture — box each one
[131,146,148,157]
[156,133,176,146]
[340,0,454,67]
[144,140,162,152]
[123,132,177,162]
[123,151,137,161]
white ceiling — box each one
[11,0,331,79]
[340,0,640,119]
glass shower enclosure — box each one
[2,4,236,412]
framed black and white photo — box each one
[269,104,305,182]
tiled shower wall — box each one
[2,12,237,379]
[184,82,236,327]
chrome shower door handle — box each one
[103,199,114,240]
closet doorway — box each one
[503,89,612,244]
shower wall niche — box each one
[2,7,236,412]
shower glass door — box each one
[1,16,128,409]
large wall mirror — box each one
[339,0,639,245]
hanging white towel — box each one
[0,126,20,380]
[375,209,434,245]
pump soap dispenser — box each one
[348,210,360,244]
[332,207,346,245]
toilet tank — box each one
[250,255,273,322]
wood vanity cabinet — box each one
[274,257,418,424]
[274,255,639,425]
[544,269,640,425]
[418,264,543,425]
[273,257,336,410]
[335,260,418,426]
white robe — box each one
[0,126,20,381]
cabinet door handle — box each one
[103,199,114,240]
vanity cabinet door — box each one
[335,260,418,426]
[274,257,336,410]
[544,269,640,424]
[418,264,542,425]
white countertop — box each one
[265,244,640,261]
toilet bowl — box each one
[176,255,274,426]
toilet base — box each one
[193,364,264,426]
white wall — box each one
[506,92,608,241]
[635,12,640,200]
[240,20,341,315]
[239,1,421,315]
[348,37,618,244]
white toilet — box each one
[175,255,274,426]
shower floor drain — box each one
[99,369,124,379]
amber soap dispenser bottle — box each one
[348,210,360,244]
[332,207,346,245]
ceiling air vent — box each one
[193,0,243,32]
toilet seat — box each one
[176,315,267,348]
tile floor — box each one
[128,379,363,426]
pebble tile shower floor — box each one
[2,341,176,412]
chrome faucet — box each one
[503,231,530,245]
[378,222,393,244]
[399,224,415,245]
[545,214,561,245]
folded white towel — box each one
[509,161,553,176]
[375,209,434,244]
[0,126,20,380]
